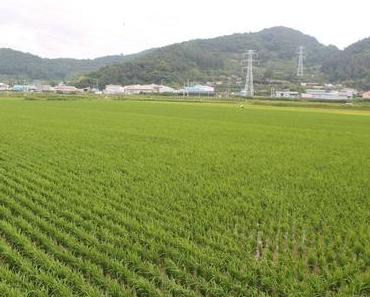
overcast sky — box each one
[0,0,369,59]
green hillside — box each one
[322,37,370,89]
[78,27,340,89]
[1,27,369,90]
[0,48,139,81]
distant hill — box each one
[1,27,369,90]
[322,37,370,89]
[0,48,142,81]
[77,27,341,90]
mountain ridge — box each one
[79,26,342,89]
[1,27,369,90]
[0,48,145,81]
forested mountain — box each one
[0,48,141,81]
[1,27,369,89]
[77,27,341,89]
[322,37,370,89]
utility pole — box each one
[242,50,256,97]
[297,46,304,77]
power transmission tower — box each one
[242,50,257,97]
[271,87,276,98]
[297,46,304,77]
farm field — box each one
[0,97,369,296]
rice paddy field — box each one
[0,97,369,297]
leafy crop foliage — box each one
[0,98,369,296]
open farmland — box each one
[0,98,369,297]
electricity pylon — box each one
[242,50,257,97]
[297,46,304,77]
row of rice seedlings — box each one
[1,147,225,245]
[71,208,249,296]
[22,143,259,258]
[36,154,248,260]
[1,157,250,294]
[26,145,264,262]
[2,174,234,297]
[0,169,223,296]
[256,210,365,280]
[2,101,368,295]
[107,188,248,257]
[1,161,255,296]
[0,178,166,297]
[2,145,364,292]
[0,161,203,296]
[0,216,107,297]
[82,204,251,294]
[0,281,31,297]
[0,227,75,296]
[0,156,346,294]
[0,242,48,296]
[0,197,132,297]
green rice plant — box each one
[0,97,369,296]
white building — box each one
[104,84,175,95]
[36,85,55,93]
[158,85,176,94]
[340,88,358,98]
[123,84,158,95]
[0,83,9,91]
[362,91,370,99]
[54,85,82,94]
[104,85,126,95]
[180,85,215,96]
[12,85,37,92]
[302,89,349,100]
[273,90,300,99]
